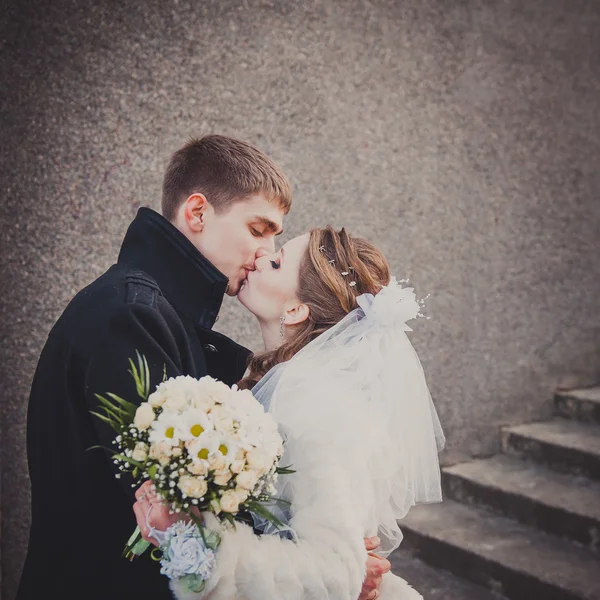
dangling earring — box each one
[279,315,286,340]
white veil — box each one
[251,277,445,557]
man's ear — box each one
[182,193,211,233]
[284,302,310,326]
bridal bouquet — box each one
[91,353,287,592]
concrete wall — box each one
[2,0,600,596]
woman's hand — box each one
[133,481,187,546]
[358,536,391,600]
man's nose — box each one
[255,247,270,260]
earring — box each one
[279,316,286,340]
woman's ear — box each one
[182,193,210,233]
[284,302,310,326]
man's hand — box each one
[358,536,391,600]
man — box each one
[17,135,389,599]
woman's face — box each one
[237,234,310,323]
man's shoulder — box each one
[52,265,174,341]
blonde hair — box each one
[239,226,390,389]
[162,135,292,220]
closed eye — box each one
[270,260,281,270]
[251,228,264,237]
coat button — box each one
[204,344,218,353]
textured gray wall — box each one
[2,0,600,597]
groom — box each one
[17,135,389,600]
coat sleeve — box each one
[82,298,202,500]
[170,463,368,600]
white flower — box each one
[196,376,232,405]
[208,453,227,472]
[212,435,238,464]
[220,490,240,513]
[229,389,264,419]
[149,441,172,466]
[177,475,208,499]
[236,469,260,491]
[149,410,182,446]
[155,375,201,413]
[246,448,273,475]
[134,403,156,431]
[148,389,167,408]
[234,487,249,503]
[187,435,216,464]
[177,408,214,442]
[132,442,149,462]
[214,471,233,486]
[209,404,235,433]
[188,459,209,476]
[230,459,245,474]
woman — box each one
[135,226,444,599]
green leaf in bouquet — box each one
[128,351,151,400]
[94,402,126,428]
[123,526,151,560]
[163,363,168,382]
[95,393,130,419]
[105,393,138,421]
[147,463,159,480]
[89,411,121,433]
[245,500,286,529]
[275,465,296,475]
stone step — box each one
[555,386,600,425]
[443,455,600,552]
[400,500,600,600]
[390,549,507,600]
[501,419,600,481]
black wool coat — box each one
[17,208,251,600]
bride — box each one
[134,226,445,599]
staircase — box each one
[397,386,600,600]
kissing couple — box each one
[18,135,444,600]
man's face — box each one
[197,194,285,296]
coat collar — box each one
[118,207,228,329]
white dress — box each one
[170,279,444,600]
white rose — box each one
[163,390,188,413]
[191,394,216,412]
[234,487,249,503]
[230,459,245,474]
[198,376,232,404]
[148,390,167,408]
[178,475,208,499]
[131,442,149,462]
[236,469,260,491]
[246,449,272,474]
[208,454,227,472]
[134,403,156,431]
[214,471,233,486]
[171,446,183,457]
[188,460,208,476]
[149,441,172,464]
[220,490,240,513]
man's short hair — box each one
[162,135,292,221]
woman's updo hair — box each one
[239,226,390,389]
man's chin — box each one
[225,280,243,297]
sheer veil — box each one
[250,277,445,557]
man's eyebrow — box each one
[254,216,284,236]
